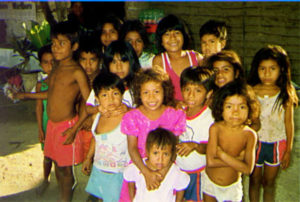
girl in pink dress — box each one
[152,14,203,101]
[119,68,186,201]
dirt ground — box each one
[0,93,299,202]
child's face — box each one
[182,83,207,110]
[162,30,184,52]
[71,2,83,17]
[51,34,77,61]
[140,81,164,111]
[258,59,280,86]
[213,60,236,88]
[101,23,118,47]
[201,34,225,58]
[222,95,249,127]
[96,87,122,111]
[79,52,100,76]
[125,31,144,57]
[147,144,173,171]
[109,54,130,79]
[40,53,54,75]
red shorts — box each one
[79,130,93,159]
[44,116,83,167]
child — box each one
[124,128,190,202]
[248,45,298,202]
[199,20,227,60]
[120,68,186,201]
[77,35,102,159]
[152,14,203,101]
[86,40,140,114]
[120,19,155,69]
[204,81,259,202]
[81,72,130,201]
[45,21,90,202]
[176,67,215,201]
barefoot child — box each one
[176,67,215,201]
[45,21,90,202]
[204,81,259,202]
[81,72,129,201]
[248,45,298,202]
[124,128,190,202]
[120,68,186,201]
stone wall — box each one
[126,2,300,83]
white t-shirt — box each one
[86,89,133,108]
[124,159,190,202]
[91,113,130,173]
[176,106,214,171]
[139,51,155,69]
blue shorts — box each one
[255,140,286,167]
[184,168,204,201]
[85,166,123,201]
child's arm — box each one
[128,182,136,201]
[127,135,162,190]
[74,68,91,101]
[176,142,207,156]
[81,137,95,176]
[14,91,47,100]
[35,82,45,143]
[86,105,99,115]
[217,130,257,175]
[282,102,294,169]
[175,190,185,202]
[206,124,229,167]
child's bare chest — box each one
[218,130,247,156]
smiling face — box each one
[79,52,100,76]
[125,31,144,57]
[40,53,54,75]
[258,59,280,86]
[109,54,130,79]
[96,87,122,111]
[222,94,249,127]
[162,30,184,53]
[147,144,172,171]
[213,60,237,88]
[182,83,207,111]
[101,23,118,47]
[201,34,225,58]
[140,80,164,112]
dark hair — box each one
[92,71,125,96]
[211,80,260,124]
[77,34,102,60]
[101,40,140,87]
[133,68,175,107]
[205,50,245,90]
[120,20,150,50]
[180,66,215,91]
[199,20,227,41]
[51,21,79,45]
[38,44,52,62]
[155,14,190,53]
[248,45,298,109]
[146,128,178,161]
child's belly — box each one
[206,167,241,186]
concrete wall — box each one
[126,2,300,83]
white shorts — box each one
[202,171,243,202]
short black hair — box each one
[199,20,227,41]
[180,66,215,91]
[51,21,79,45]
[92,71,125,96]
[77,34,102,60]
[156,14,190,53]
[38,44,52,62]
[146,128,178,161]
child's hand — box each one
[176,142,196,156]
[13,92,25,100]
[62,127,77,145]
[216,146,224,158]
[237,150,245,160]
[82,158,92,175]
[38,129,45,143]
[81,116,93,131]
[143,169,162,190]
[111,103,128,116]
[281,151,291,170]
[175,101,187,111]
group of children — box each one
[14,13,298,202]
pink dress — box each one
[119,107,186,202]
[162,51,199,101]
